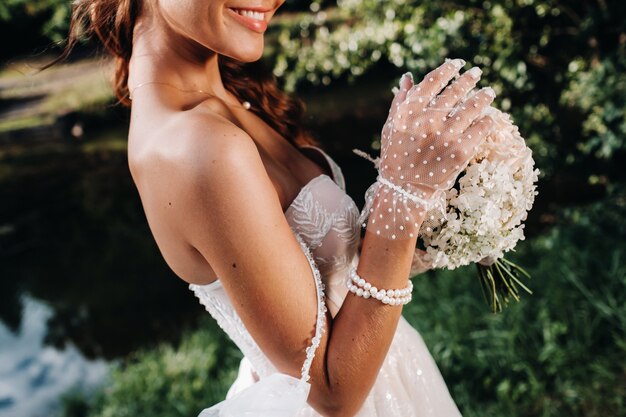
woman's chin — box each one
[225,43,265,63]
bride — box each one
[59,0,496,415]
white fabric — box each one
[190,145,463,416]
[198,373,311,417]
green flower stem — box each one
[476,257,533,313]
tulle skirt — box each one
[225,316,463,417]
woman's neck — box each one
[128,8,230,104]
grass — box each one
[0,57,115,134]
[59,318,242,417]
[0,114,53,133]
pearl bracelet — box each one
[346,266,413,306]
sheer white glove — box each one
[355,59,496,240]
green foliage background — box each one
[0,0,70,40]
[266,0,626,182]
[3,0,623,416]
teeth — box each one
[235,9,264,21]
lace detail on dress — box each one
[314,196,360,272]
[286,177,334,250]
[286,175,360,278]
[286,177,359,247]
[189,283,277,377]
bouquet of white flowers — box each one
[412,106,539,312]
[354,106,539,312]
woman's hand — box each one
[383,59,495,195]
[362,60,496,240]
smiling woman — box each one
[47,0,312,148]
[44,0,489,416]
[227,7,271,33]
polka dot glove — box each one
[354,59,496,240]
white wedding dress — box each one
[189,145,463,417]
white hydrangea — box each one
[417,107,539,270]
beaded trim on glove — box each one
[375,175,433,207]
[353,148,446,240]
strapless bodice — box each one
[189,145,361,377]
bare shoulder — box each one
[166,108,281,225]
[127,106,280,280]
[127,107,332,395]
[130,106,271,202]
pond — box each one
[0,127,211,416]
[0,296,107,416]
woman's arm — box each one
[322,230,419,416]
[168,122,417,417]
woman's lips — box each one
[227,7,268,33]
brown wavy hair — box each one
[47,0,318,147]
